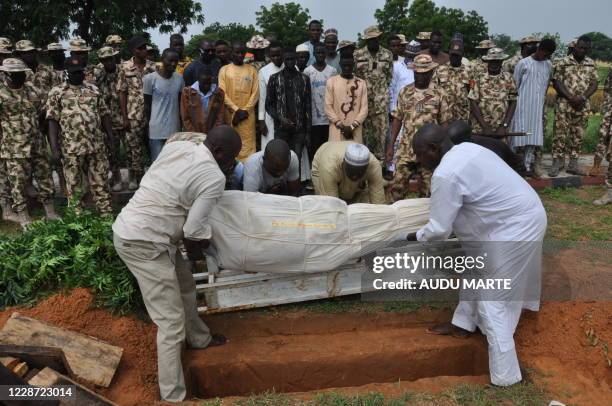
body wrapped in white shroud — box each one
[206,191,430,273]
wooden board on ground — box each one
[28,367,119,406]
[0,344,72,376]
[0,313,123,387]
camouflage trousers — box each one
[386,161,432,202]
[552,109,588,159]
[126,120,147,178]
[5,153,55,212]
[0,159,10,203]
[594,104,611,162]
[363,112,389,160]
[107,128,124,173]
[63,153,112,215]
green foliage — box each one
[0,205,143,315]
[375,0,489,58]
[582,31,612,62]
[373,0,412,46]
[186,22,259,59]
[255,2,311,48]
[490,33,519,56]
[0,0,204,48]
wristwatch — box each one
[502,122,509,129]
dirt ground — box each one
[1,246,610,406]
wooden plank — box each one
[27,367,119,406]
[0,313,123,387]
[13,361,28,377]
[1,355,19,369]
[0,344,72,376]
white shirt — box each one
[389,59,415,112]
[113,141,226,245]
[417,143,547,243]
[304,64,338,126]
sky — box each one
[149,0,612,48]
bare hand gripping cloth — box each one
[207,191,430,273]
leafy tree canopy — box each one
[255,2,312,48]
[582,31,612,62]
[185,22,258,59]
[0,0,204,48]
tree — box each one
[0,0,204,47]
[490,34,519,56]
[374,0,411,45]
[374,0,488,58]
[185,22,258,58]
[582,32,612,62]
[255,2,311,48]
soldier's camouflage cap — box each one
[363,26,382,40]
[408,54,438,72]
[47,42,65,51]
[396,34,408,45]
[482,47,509,61]
[69,37,91,52]
[0,58,30,72]
[15,40,36,52]
[476,39,496,49]
[568,38,578,48]
[105,35,124,46]
[0,37,12,48]
[337,40,355,51]
[98,46,119,59]
[519,35,540,44]
[416,32,431,40]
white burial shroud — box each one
[207,191,430,273]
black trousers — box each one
[275,128,306,176]
[309,125,329,165]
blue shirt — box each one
[191,81,217,112]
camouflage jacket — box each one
[502,52,522,75]
[354,46,394,114]
[468,71,517,130]
[116,57,156,122]
[46,82,110,155]
[469,58,487,79]
[391,83,452,163]
[50,68,65,89]
[602,70,612,112]
[96,68,123,130]
[25,64,54,103]
[552,55,598,112]
[0,82,43,158]
[435,64,471,121]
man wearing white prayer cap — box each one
[312,141,386,204]
[296,43,311,72]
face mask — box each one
[9,72,26,88]
[68,72,84,86]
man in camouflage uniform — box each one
[593,72,611,205]
[503,35,539,75]
[14,40,54,101]
[590,70,611,178]
[47,43,67,88]
[469,48,518,136]
[46,58,114,215]
[0,58,58,228]
[97,46,124,192]
[354,26,394,160]
[386,55,451,199]
[470,39,496,78]
[0,43,14,221]
[247,35,270,72]
[68,38,96,84]
[416,32,431,53]
[549,35,598,177]
[117,36,156,189]
[104,35,124,65]
[436,40,471,121]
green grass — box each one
[225,381,548,406]
[597,66,609,86]
[543,109,602,153]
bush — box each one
[0,206,143,315]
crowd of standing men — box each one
[0,20,610,229]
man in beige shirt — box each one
[325,56,368,143]
[312,141,385,204]
[112,126,241,402]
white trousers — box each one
[452,300,523,386]
[114,234,212,402]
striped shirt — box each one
[510,56,552,148]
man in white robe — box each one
[408,123,547,387]
[258,42,283,150]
